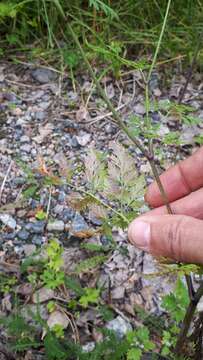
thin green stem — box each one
[147,0,172,83]
[66,182,129,225]
[67,23,151,161]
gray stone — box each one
[76,133,91,146]
[180,125,201,145]
[70,213,89,237]
[53,204,64,215]
[61,207,75,222]
[25,221,45,234]
[32,287,55,303]
[106,316,132,339]
[17,229,30,241]
[157,124,169,137]
[32,235,44,245]
[105,123,115,134]
[134,103,146,115]
[82,342,95,353]
[35,111,46,121]
[111,286,125,300]
[23,244,36,256]
[47,220,65,232]
[20,135,30,143]
[70,135,80,148]
[31,68,57,84]
[58,191,66,202]
[0,214,16,230]
[20,144,32,153]
[13,177,26,185]
[21,303,48,333]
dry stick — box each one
[175,282,203,354]
[178,27,203,104]
[68,21,173,221]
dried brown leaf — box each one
[89,204,107,220]
[34,123,53,144]
[76,105,89,122]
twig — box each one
[174,282,203,355]
[0,161,13,204]
[46,186,52,219]
[178,27,203,104]
[87,103,126,125]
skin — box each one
[128,147,203,264]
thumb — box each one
[128,215,203,264]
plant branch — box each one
[174,282,203,355]
[67,23,151,161]
[66,182,129,225]
[67,6,201,356]
[178,27,203,104]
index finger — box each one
[145,147,203,207]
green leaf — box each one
[75,255,107,274]
[64,276,84,297]
[127,348,142,360]
[88,0,118,19]
[35,209,47,220]
[44,332,67,360]
[162,278,189,322]
[23,185,39,198]
[79,287,100,308]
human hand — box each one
[128,147,203,264]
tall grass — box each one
[0,0,202,68]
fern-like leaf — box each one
[105,142,145,208]
[84,148,107,192]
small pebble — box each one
[17,229,30,241]
[47,220,65,232]
[25,221,45,234]
[0,214,16,230]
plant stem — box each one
[178,27,203,104]
[146,0,172,84]
[66,182,129,225]
[67,6,202,356]
[148,157,172,214]
[67,23,151,161]
[174,282,203,355]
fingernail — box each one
[128,220,151,251]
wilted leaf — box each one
[71,229,96,239]
[105,142,145,208]
[89,204,107,220]
[68,193,94,211]
[47,310,69,330]
[76,105,89,121]
[54,152,73,179]
[84,148,107,192]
